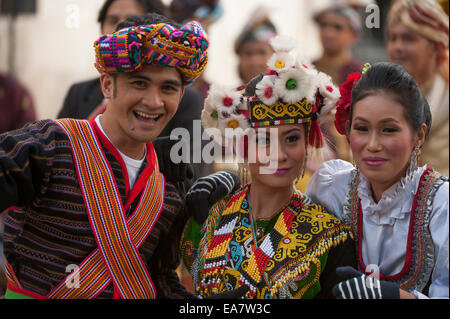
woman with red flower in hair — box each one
[306,62,449,299]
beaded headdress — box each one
[94,21,209,85]
[202,35,340,149]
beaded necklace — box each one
[197,184,304,298]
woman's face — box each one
[247,124,307,189]
[349,92,425,192]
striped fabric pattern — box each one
[50,119,164,299]
[0,120,185,298]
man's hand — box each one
[186,171,241,224]
[332,266,400,299]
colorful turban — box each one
[388,0,449,48]
[94,21,209,85]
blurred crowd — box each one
[0,0,448,297]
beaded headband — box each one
[202,35,340,148]
[94,21,209,85]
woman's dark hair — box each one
[349,62,432,138]
[98,0,168,27]
[115,12,180,31]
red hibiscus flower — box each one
[334,72,361,135]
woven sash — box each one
[47,118,164,299]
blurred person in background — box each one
[387,0,449,176]
[312,3,364,167]
[234,6,277,85]
[169,0,223,100]
[313,4,364,86]
[0,73,36,134]
[58,0,206,180]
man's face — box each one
[101,0,145,34]
[101,65,184,147]
[317,12,357,56]
[387,21,438,85]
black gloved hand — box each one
[186,171,241,224]
[332,266,400,299]
[204,285,249,299]
[152,136,194,183]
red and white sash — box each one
[47,118,165,298]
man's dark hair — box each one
[116,12,180,31]
[97,0,168,27]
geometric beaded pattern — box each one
[250,98,313,128]
[195,184,352,299]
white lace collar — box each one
[357,165,427,225]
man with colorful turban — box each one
[0,13,209,299]
[387,0,449,176]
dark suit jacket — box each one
[58,78,208,179]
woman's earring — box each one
[301,152,308,178]
[238,163,249,185]
[409,145,421,172]
[403,145,421,186]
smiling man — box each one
[0,13,208,299]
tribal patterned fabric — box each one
[94,21,209,84]
[0,120,189,298]
[250,99,313,128]
[181,184,353,299]
[344,167,448,293]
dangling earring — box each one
[301,152,308,178]
[238,163,249,185]
[407,145,421,175]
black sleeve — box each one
[0,120,59,211]
[158,87,204,180]
[58,84,78,119]
[147,183,195,299]
[316,237,357,299]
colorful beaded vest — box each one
[186,184,352,299]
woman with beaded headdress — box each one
[306,62,449,299]
[180,36,356,299]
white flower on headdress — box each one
[267,52,295,74]
[269,35,297,53]
[296,59,318,77]
[275,68,316,104]
[219,113,250,132]
[316,72,340,106]
[201,107,219,132]
[208,84,242,116]
[255,75,279,105]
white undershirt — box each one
[95,115,146,189]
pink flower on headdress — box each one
[255,75,279,105]
[209,85,242,116]
[334,72,362,135]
